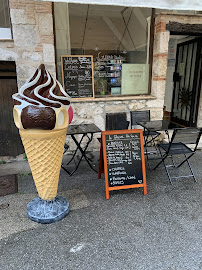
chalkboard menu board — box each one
[99,129,147,199]
[61,55,94,99]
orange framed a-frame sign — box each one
[98,129,147,199]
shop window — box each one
[54,3,153,98]
[0,0,12,39]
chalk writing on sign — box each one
[62,56,94,98]
[105,133,143,187]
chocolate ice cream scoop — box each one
[13,64,71,130]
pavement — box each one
[0,151,202,270]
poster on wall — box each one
[179,62,185,76]
[121,64,149,95]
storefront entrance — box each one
[0,61,24,156]
[171,38,202,127]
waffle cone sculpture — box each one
[20,128,67,200]
[12,64,72,223]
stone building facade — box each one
[0,0,56,87]
[0,0,202,153]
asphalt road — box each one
[0,151,202,270]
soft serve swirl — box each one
[13,64,71,130]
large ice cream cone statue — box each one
[12,64,73,223]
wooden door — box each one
[0,76,24,156]
[171,38,202,127]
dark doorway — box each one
[171,38,202,127]
[0,61,24,156]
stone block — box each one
[146,99,164,109]
[16,64,36,80]
[152,57,168,78]
[12,25,37,48]
[153,32,170,55]
[35,2,52,14]
[77,108,86,118]
[38,14,53,35]
[22,52,42,62]
[40,35,54,45]
[43,44,55,63]
[94,115,105,130]
[151,80,166,99]
[99,102,105,108]
[128,103,136,111]
[128,100,146,111]
[17,79,26,89]
[10,9,26,25]
[150,109,163,120]
[105,104,127,113]
[6,43,14,48]
[26,11,36,25]
[91,105,104,115]
[0,48,18,61]
[159,32,169,53]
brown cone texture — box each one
[20,129,67,200]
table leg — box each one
[62,133,98,176]
[61,164,71,175]
[71,133,98,173]
[65,134,85,166]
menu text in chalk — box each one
[61,55,94,99]
[106,133,142,187]
[99,129,147,199]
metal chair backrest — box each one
[130,110,150,128]
[169,127,202,152]
[106,112,129,131]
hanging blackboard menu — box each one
[61,55,94,99]
[98,129,147,199]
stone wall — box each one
[69,96,162,152]
[0,0,55,88]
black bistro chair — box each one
[106,112,129,130]
[130,110,161,168]
[153,127,202,184]
[97,112,129,143]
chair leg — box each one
[177,152,194,168]
[175,152,196,182]
[153,137,160,156]
[144,134,161,170]
[145,143,152,170]
[143,133,151,170]
[153,149,168,170]
[184,154,197,182]
[159,149,173,184]
[170,155,176,167]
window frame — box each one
[0,0,12,40]
[53,3,155,100]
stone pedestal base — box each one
[27,196,69,224]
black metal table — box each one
[138,120,183,131]
[137,120,184,169]
[62,123,101,176]
[138,120,183,140]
